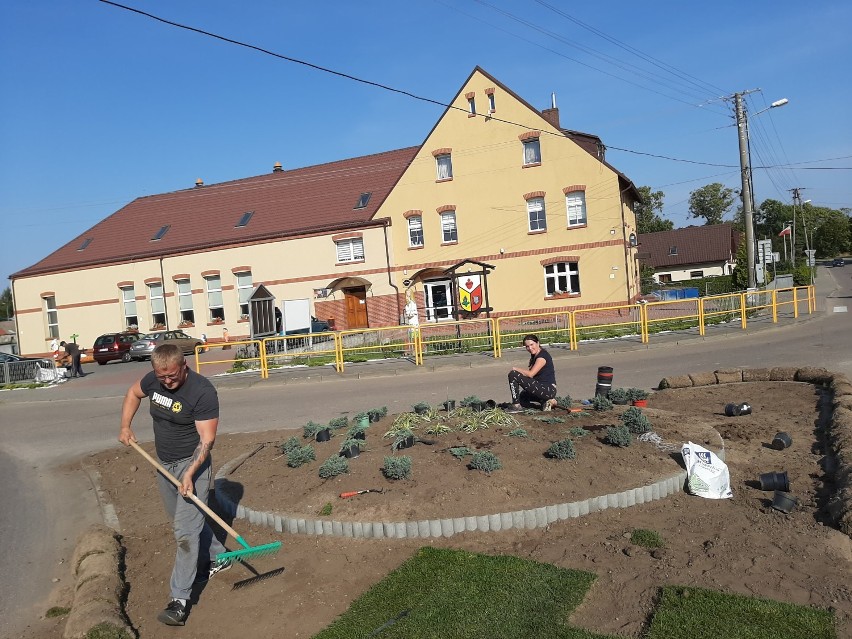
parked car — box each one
[129,330,203,361]
[285,316,332,335]
[92,331,141,365]
[833,257,845,267]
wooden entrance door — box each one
[344,287,368,328]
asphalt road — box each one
[0,265,849,638]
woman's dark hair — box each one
[522,334,539,344]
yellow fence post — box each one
[415,327,423,366]
[494,318,502,358]
[259,339,268,379]
[698,299,705,337]
[640,303,648,344]
[569,311,577,351]
[740,293,747,329]
[792,288,799,319]
[771,290,778,323]
[809,285,815,313]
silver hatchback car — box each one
[129,330,203,361]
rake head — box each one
[232,566,286,590]
[216,540,282,564]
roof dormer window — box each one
[235,211,254,228]
[77,238,93,251]
[354,192,372,209]
[151,225,170,241]
[669,246,678,256]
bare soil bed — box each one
[27,382,852,638]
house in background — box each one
[10,67,641,357]
[637,224,741,284]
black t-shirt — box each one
[139,368,219,462]
[64,343,81,357]
[529,349,556,386]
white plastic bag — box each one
[681,441,733,499]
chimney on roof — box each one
[195,178,204,188]
[541,92,560,129]
[272,161,283,173]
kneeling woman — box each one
[507,334,557,411]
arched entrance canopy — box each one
[443,259,496,320]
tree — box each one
[635,186,673,234]
[812,209,850,257]
[688,183,735,225]
[731,237,749,290]
[0,286,12,321]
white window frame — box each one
[205,275,225,322]
[336,237,365,263]
[121,286,138,329]
[176,279,194,324]
[148,282,165,326]
[565,191,587,226]
[523,138,541,165]
[408,216,424,248]
[488,92,496,112]
[544,262,580,296]
[441,212,458,243]
[527,197,547,232]
[436,154,453,180]
[44,296,59,339]
[236,271,253,318]
[467,96,476,115]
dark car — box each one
[833,257,845,267]
[92,332,141,365]
[285,316,332,335]
[129,330,203,361]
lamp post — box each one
[733,92,788,288]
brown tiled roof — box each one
[12,147,419,278]
[638,224,740,268]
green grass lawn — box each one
[311,547,836,639]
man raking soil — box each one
[119,344,244,626]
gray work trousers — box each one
[156,455,227,600]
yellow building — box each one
[11,67,640,357]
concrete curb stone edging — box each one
[63,523,132,639]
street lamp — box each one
[733,92,789,288]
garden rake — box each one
[130,441,284,588]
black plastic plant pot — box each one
[443,400,456,411]
[369,413,382,423]
[772,432,792,450]
[340,444,360,459]
[469,401,483,412]
[758,471,790,492]
[398,435,415,449]
[353,431,366,440]
[315,428,331,442]
[771,490,797,514]
[484,399,497,410]
[413,405,429,415]
[724,402,751,417]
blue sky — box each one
[2,1,850,282]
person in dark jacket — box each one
[59,340,84,377]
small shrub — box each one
[279,436,301,454]
[45,606,70,618]
[412,402,430,413]
[533,415,566,424]
[546,439,577,460]
[83,622,134,639]
[604,424,632,447]
[303,421,324,439]
[569,426,590,437]
[423,421,453,435]
[346,423,368,440]
[555,395,572,409]
[368,406,388,421]
[469,451,502,473]
[608,387,630,403]
[353,411,369,425]
[619,406,652,434]
[631,528,664,549]
[339,437,366,452]
[459,413,489,433]
[592,395,614,411]
[460,395,482,407]
[318,502,333,517]
[328,416,348,430]
[318,456,349,478]
[287,444,316,468]
[507,428,529,438]
[626,388,649,401]
[449,446,473,458]
[382,455,412,480]
[390,412,420,432]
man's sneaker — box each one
[542,398,556,412]
[504,404,524,414]
[157,599,188,626]
[207,558,233,580]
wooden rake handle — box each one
[130,440,242,541]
